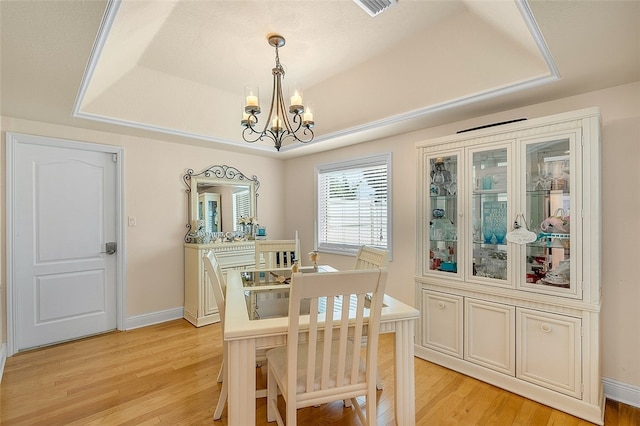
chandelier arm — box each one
[275,71,294,133]
[288,110,304,134]
[266,72,280,132]
[244,110,278,141]
[279,126,314,145]
[243,125,287,151]
[244,112,260,133]
[295,126,315,144]
[242,126,268,144]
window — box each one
[233,189,251,231]
[316,153,392,256]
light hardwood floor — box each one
[1,319,638,425]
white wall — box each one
[1,81,638,400]
[283,81,640,392]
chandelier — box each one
[241,34,315,151]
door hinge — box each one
[112,153,118,162]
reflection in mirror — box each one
[198,192,220,233]
[183,165,259,242]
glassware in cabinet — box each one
[469,146,510,283]
[425,154,459,275]
[521,134,576,295]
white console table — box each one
[183,241,255,327]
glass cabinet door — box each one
[199,192,221,233]
[469,146,511,284]
[521,133,577,296]
[424,153,459,276]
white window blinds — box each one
[233,189,251,231]
[316,153,391,255]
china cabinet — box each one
[415,108,603,424]
[198,192,221,233]
[184,241,255,326]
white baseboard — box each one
[603,377,640,409]
[0,342,7,384]
[124,307,184,330]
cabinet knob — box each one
[437,301,446,309]
[540,323,552,333]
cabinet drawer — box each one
[465,298,515,375]
[422,290,463,358]
[516,308,581,397]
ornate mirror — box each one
[183,165,259,242]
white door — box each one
[8,133,119,352]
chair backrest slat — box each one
[354,245,389,270]
[203,250,226,325]
[350,294,365,384]
[335,298,350,387]
[255,239,299,269]
[285,268,387,402]
[320,295,334,390]
[305,297,319,393]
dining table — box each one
[223,266,420,425]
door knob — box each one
[102,241,117,255]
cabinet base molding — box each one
[184,310,220,327]
[414,345,605,425]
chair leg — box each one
[217,360,224,383]
[376,372,383,390]
[366,393,377,426]
[352,397,366,425]
[213,377,227,420]
[267,363,277,423]
[286,396,297,426]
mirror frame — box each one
[183,164,260,242]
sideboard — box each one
[184,241,256,326]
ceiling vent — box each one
[353,0,397,17]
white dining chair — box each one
[203,250,268,420]
[265,268,388,426]
[354,245,389,270]
[255,239,299,269]
[354,245,388,390]
[202,251,229,420]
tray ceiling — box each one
[2,0,639,158]
[74,0,554,154]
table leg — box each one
[394,319,416,426]
[227,338,257,425]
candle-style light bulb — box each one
[290,90,302,107]
[303,107,313,122]
[272,115,282,130]
[246,91,258,107]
